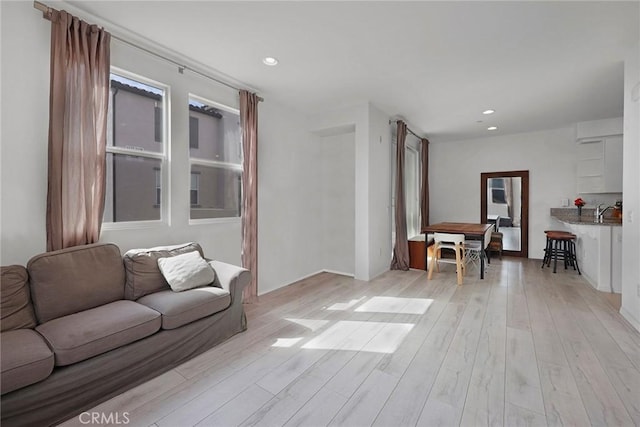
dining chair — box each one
[428,232,466,285]
[465,224,494,272]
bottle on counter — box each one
[614,200,622,219]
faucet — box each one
[596,205,614,223]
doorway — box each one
[481,170,529,258]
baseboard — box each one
[322,269,355,278]
[620,306,640,333]
[257,269,357,298]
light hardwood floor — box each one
[60,258,640,427]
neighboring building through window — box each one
[190,172,200,206]
[188,96,242,220]
[490,178,507,204]
[104,71,167,223]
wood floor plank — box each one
[327,368,399,427]
[57,370,187,427]
[504,402,548,427]
[194,384,274,427]
[539,274,635,426]
[372,297,469,426]
[459,277,507,427]
[505,326,545,415]
[283,388,347,427]
[415,281,492,427]
[537,361,591,427]
[506,262,531,332]
[63,259,640,427]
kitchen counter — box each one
[549,208,622,293]
[550,208,622,226]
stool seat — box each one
[542,231,581,274]
[546,231,576,240]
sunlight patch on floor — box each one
[272,337,304,348]
[301,321,414,353]
[354,296,433,315]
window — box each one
[154,106,163,143]
[188,96,242,220]
[490,178,507,204]
[189,117,199,149]
[190,172,200,206]
[390,135,421,240]
[155,168,162,206]
[104,71,167,223]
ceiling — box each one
[69,1,639,142]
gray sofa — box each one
[0,242,250,427]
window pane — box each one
[190,172,200,206]
[190,165,241,219]
[104,153,162,222]
[109,73,164,153]
[492,188,507,204]
[490,178,504,189]
[188,99,241,164]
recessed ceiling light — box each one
[262,57,279,66]
[487,126,498,131]
[483,109,495,115]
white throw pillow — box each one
[157,251,216,292]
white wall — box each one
[621,41,640,331]
[257,102,324,295]
[0,2,326,300]
[1,1,49,264]
[310,103,392,281]
[0,2,245,266]
[430,126,579,257]
[321,132,355,276]
[367,104,393,279]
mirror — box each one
[481,170,529,258]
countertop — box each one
[550,208,622,226]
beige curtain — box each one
[46,11,110,251]
[240,90,259,302]
[504,177,513,220]
[420,138,430,230]
[391,121,410,270]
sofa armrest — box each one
[208,261,251,303]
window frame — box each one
[102,67,171,230]
[188,94,243,225]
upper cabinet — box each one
[576,118,623,194]
[577,136,623,193]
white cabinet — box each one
[577,136,622,193]
[561,222,622,293]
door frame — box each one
[481,170,529,258]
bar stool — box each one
[542,230,581,274]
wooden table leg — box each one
[480,235,485,279]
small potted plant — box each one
[574,197,585,216]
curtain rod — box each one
[389,119,426,141]
[33,1,264,102]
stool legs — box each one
[569,240,581,275]
[542,233,580,275]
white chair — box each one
[428,233,466,285]
[464,225,494,273]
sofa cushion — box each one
[123,242,205,300]
[157,251,216,292]
[36,300,161,366]
[1,265,37,331]
[1,329,54,394]
[136,287,231,330]
[28,243,125,323]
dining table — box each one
[422,222,493,279]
